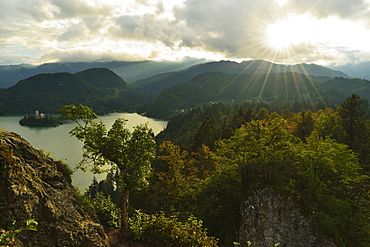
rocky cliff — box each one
[239,188,337,247]
[0,130,110,246]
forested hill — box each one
[0,58,206,88]
[132,60,348,99]
[321,77,370,103]
[0,68,144,115]
[138,71,342,119]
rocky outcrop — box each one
[239,188,336,247]
[0,130,110,246]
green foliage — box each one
[210,117,370,246]
[149,101,369,246]
[60,104,157,234]
[337,94,368,142]
[61,104,156,188]
[192,116,220,151]
[0,219,38,246]
[91,192,121,229]
[314,108,345,141]
[295,110,315,141]
[129,211,218,247]
[87,172,119,204]
[337,94,370,172]
[90,97,370,246]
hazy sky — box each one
[1,0,370,66]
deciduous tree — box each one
[59,104,156,236]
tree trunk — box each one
[121,188,130,236]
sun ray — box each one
[295,63,328,109]
[258,62,274,102]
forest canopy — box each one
[77,94,370,247]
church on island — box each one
[19,111,61,127]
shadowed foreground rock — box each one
[239,188,337,247]
[0,130,110,246]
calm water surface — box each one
[0,113,167,189]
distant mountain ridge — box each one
[131,60,348,99]
[0,60,361,119]
[138,71,332,118]
[0,68,143,115]
[329,61,370,80]
[0,58,206,88]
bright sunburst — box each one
[266,15,309,51]
[274,0,288,7]
[267,23,293,50]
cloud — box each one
[58,22,88,41]
[16,0,58,22]
[110,0,283,58]
[111,14,182,47]
[37,48,150,64]
[287,0,370,20]
[50,0,113,19]
[1,0,370,65]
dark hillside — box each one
[140,71,329,119]
[0,58,205,88]
[76,68,130,89]
[132,60,348,98]
[0,68,144,115]
[321,77,370,103]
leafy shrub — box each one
[91,192,121,229]
[129,210,218,247]
[0,219,38,246]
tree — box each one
[314,108,345,142]
[295,110,315,142]
[230,107,255,130]
[192,116,219,151]
[59,104,156,236]
[207,114,370,246]
[337,94,370,171]
[337,94,368,142]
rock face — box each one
[239,188,337,247]
[0,130,110,247]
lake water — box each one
[0,113,167,189]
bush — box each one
[129,211,218,247]
[0,219,38,246]
[91,192,121,229]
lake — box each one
[0,113,168,189]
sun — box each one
[265,13,323,54]
[266,18,306,50]
[267,23,293,50]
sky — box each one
[1,0,370,66]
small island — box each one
[19,111,61,127]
